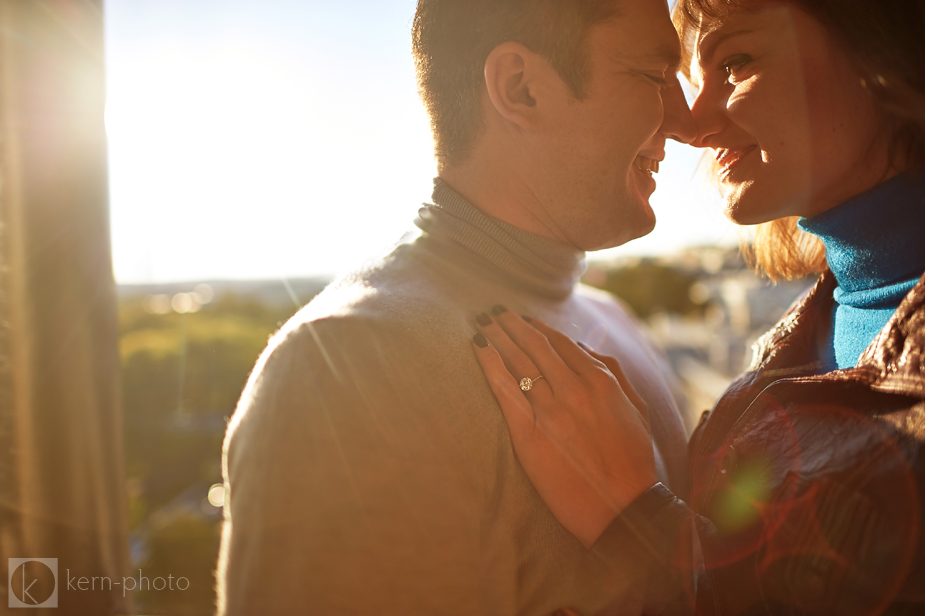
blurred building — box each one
[589,247,816,430]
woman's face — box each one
[690,4,891,224]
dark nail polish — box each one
[473,333,489,348]
[491,304,508,316]
[521,314,533,322]
[476,312,493,327]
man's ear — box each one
[484,42,560,132]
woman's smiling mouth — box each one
[715,145,757,178]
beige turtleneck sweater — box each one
[217,180,691,616]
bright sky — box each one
[105,0,737,284]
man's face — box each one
[528,0,693,251]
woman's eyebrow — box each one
[698,29,754,64]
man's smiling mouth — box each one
[633,156,660,176]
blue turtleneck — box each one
[798,172,925,370]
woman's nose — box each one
[690,83,726,148]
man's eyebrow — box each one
[624,45,682,71]
[698,29,754,64]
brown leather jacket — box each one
[604,270,925,615]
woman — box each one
[472,0,925,614]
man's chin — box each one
[623,197,658,243]
[584,207,656,251]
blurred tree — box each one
[119,290,308,614]
[120,293,301,511]
[584,260,699,318]
[137,514,222,616]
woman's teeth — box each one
[633,156,659,176]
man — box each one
[217,0,696,613]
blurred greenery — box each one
[583,259,700,318]
[135,514,223,616]
[120,293,294,424]
[120,290,305,615]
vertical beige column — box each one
[0,0,131,614]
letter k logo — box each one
[8,559,58,608]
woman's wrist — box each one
[590,482,693,561]
[579,476,660,548]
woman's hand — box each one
[472,306,657,548]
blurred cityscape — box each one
[584,247,814,431]
[118,247,814,615]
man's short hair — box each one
[412,0,620,167]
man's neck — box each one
[438,159,574,247]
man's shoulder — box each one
[298,241,456,326]
[232,247,469,423]
[223,247,494,480]
[254,285,450,394]
[572,282,645,330]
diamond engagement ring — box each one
[519,375,545,392]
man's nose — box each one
[659,74,696,144]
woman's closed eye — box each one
[719,54,753,84]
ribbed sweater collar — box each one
[798,172,925,295]
[415,179,586,300]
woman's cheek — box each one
[725,75,762,116]
[726,75,796,148]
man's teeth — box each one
[633,157,659,175]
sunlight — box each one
[105,1,730,284]
[107,8,437,283]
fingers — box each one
[524,317,607,376]
[471,334,536,435]
[578,344,650,423]
[480,306,576,392]
[473,307,648,425]
[475,307,557,397]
